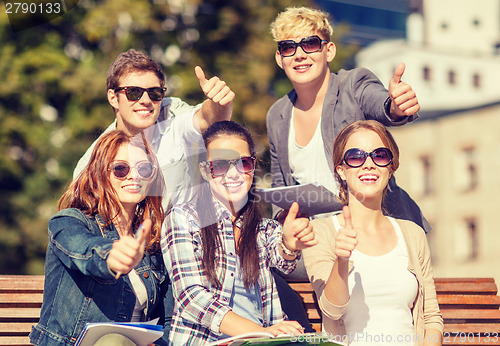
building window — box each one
[448,70,457,85]
[495,42,500,55]
[410,154,433,196]
[423,66,431,81]
[454,147,478,192]
[421,156,433,195]
[473,73,481,88]
[454,217,479,261]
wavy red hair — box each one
[59,130,165,252]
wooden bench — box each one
[0,275,44,346]
[1,275,499,345]
[289,277,500,345]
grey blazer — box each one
[266,68,430,232]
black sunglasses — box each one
[114,86,166,102]
[343,148,393,168]
[207,156,256,178]
[277,35,328,57]
[109,160,156,180]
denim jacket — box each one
[29,208,172,346]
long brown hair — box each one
[332,120,400,205]
[59,130,165,252]
[199,121,261,289]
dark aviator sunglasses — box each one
[115,86,167,102]
[277,35,328,57]
[109,160,156,180]
[343,148,393,168]
[207,156,256,178]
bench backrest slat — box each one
[0,336,33,346]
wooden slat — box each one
[298,293,316,304]
[288,282,313,292]
[435,282,498,295]
[0,293,44,306]
[438,295,500,309]
[435,278,495,284]
[0,322,33,335]
[290,278,498,292]
[0,307,41,320]
[0,276,44,293]
[0,336,32,346]
[311,323,321,332]
[444,323,500,333]
[305,309,321,320]
[435,278,497,296]
[442,309,500,321]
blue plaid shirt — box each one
[161,200,299,345]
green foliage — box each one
[0,0,356,274]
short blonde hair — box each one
[270,7,334,42]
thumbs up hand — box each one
[194,66,234,130]
[334,206,357,260]
[282,202,317,254]
[107,219,152,278]
[195,66,235,106]
[387,62,420,118]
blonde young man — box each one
[267,7,429,232]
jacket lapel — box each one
[276,92,296,186]
[321,72,341,172]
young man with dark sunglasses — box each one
[266,6,430,233]
[73,49,234,207]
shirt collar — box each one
[141,97,175,147]
[212,197,233,222]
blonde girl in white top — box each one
[303,120,443,345]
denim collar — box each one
[95,214,120,241]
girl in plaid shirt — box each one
[162,121,317,345]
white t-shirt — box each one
[288,111,339,197]
[73,97,203,207]
[128,269,148,322]
[332,215,418,346]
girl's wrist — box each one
[279,239,300,257]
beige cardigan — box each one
[302,216,443,345]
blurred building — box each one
[354,0,500,282]
[316,0,410,46]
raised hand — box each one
[195,66,235,107]
[107,219,151,278]
[334,206,357,259]
[388,62,420,118]
[282,202,317,253]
